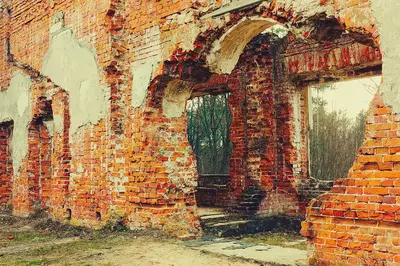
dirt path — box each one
[0,212,261,266]
[0,211,309,265]
[0,234,260,266]
[78,239,260,266]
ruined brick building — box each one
[0,0,399,264]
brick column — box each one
[50,90,71,220]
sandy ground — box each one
[0,212,261,266]
[80,239,260,266]
[0,209,308,265]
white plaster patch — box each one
[292,90,302,176]
[53,114,63,134]
[0,71,32,174]
[162,80,194,118]
[169,23,201,54]
[77,163,84,173]
[41,28,107,137]
[371,0,400,113]
[131,61,157,108]
[43,119,55,137]
[50,11,65,35]
[17,93,28,117]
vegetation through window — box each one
[186,93,232,175]
[309,77,380,181]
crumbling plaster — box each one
[41,27,107,136]
[131,60,159,108]
[270,0,335,19]
[371,0,400,113]
[162,80,194,119]
[0,71,32,174]
[156,0,377,78]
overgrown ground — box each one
[240,229,307,251]
[0,210,306,266]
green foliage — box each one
[186,94,232,174]
[310,84,367,180]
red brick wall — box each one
[234,37,305,215]
[26,118,52,210]
[119,78,201,238]
[7,0,111,72]
[301,94,400,265]
[0,7,11,91]
[49,90,71,220]
[282,36,382,83]
[0,0,389,245]
[0,122,13,207]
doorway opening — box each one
[187,93,232,207]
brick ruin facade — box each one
[0,0,400,264]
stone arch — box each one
[207,17,278,74]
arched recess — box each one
[27,99,54,211]
[124,77,202,238]
[0,121,14,208]
[207,17,277,74]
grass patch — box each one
[0,213,170,265]
[0,231,58,248]
[0,232,134,266]
[240,230,307,250]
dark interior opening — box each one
[96,211,101,221]
[66,208,72,220]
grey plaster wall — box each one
[41,28,107,136]
[0,71,32,173]
[372,0,400,113]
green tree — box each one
[186,94,232,174]
[310,84,367,180]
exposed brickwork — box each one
[0,3,397,263]
[49,89,71,220]
[282,36,382,84]
[0,121,13,207]
[301,95,400,265]
[27,117,53,210]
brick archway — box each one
[156,3,382,216]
